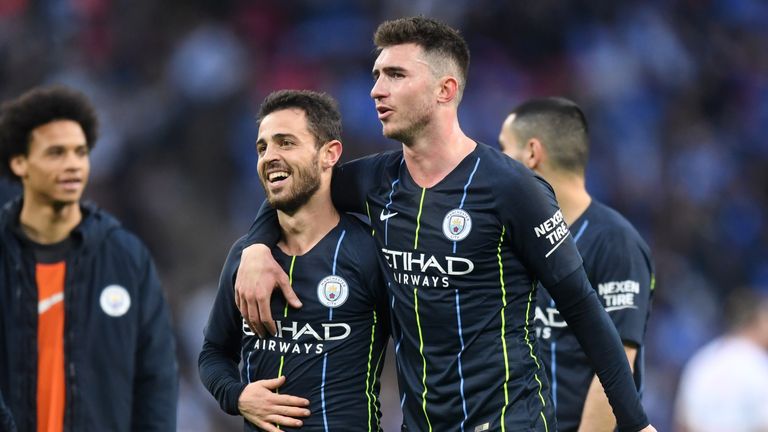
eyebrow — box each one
[256,133,298,145]
[372,66,407,77]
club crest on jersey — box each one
[99,285,131,317]
[442,208,472,241]
[317,275,349,308]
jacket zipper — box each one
[63,254,80,432]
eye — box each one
[46,146,65,157]
[256,143,266,156]
[76,146,89,157]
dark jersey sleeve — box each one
[499,171,583,287]
[498,171,648,431]
[245,200,280,246]
[590,229,654,346]
[548,269,649,432]
[245,152,390,246]
[198,237,249,415]
[331,152,391,214]
[366,237,391,339]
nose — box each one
[64,149,87,171]
[260,142,279,162]
[370,76,386,100]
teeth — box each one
[268,171,289,182]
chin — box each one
[50,198,81,208]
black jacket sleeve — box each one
[131,248,179,431]
[198,238,249,415]
[546,268,649,432]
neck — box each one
[19,197,81,244]
[277,186,340,256]
[401,114,476,188]
[543,170,591,226]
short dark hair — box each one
[509,97,589,175]
[374,17,470,96]
[0,85,98,179]
[256,90,341,148]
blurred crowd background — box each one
[1,0,767,430]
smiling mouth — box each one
[263,169,292,190]
[58,180,82,188]
[267,171,290,183]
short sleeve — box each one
[588,230,653,346]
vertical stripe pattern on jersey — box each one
[413,188,427,250]
[410,183,431,429]
[453,156,480,431]
[413,286,432,431]
[320,229,347,432]
[365,310,379,431]
[496,226,511,431]
[372,343,386,430]
[384,180,400,245]
[276,255,297,405]
[454,157,481,253]
[384,162,403,246]
[551,219,590,411]
[524,282,548,432]
[392,291,407,410]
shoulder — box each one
[586,201,650,253]
[341,149,403,172]
[476,142,554,194]
[338,214,378,264]
[339,214,376,248]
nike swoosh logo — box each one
[379,210,399,221]
[39,292,64,314]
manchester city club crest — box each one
[317,275,349,308]
[99,285,131,317]
[442,208,472,241]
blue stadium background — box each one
[2,0,767,430]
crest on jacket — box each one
[100,285,131,317]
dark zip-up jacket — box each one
[0,388,16,432]
[0,199,178,432]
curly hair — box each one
[0,85,98,179]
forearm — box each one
[548,270,648,432]
[578,374,616,432]
[245,200,281,246]
[198,340,248,415]
[579,345,638,432]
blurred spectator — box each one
[2,1,767,430]
[674,287,768,432]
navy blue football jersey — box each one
[202,214,389,431]
[333,143,590,432]
[534,201,654,431]
[246,142,650,432]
